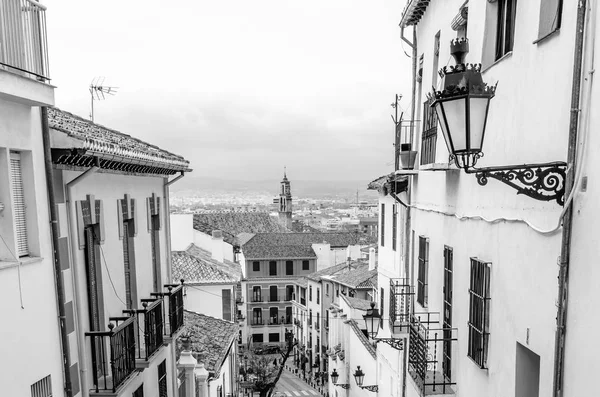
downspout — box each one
[553,1,589,396]
[41,106,73,397]
[164,171,185,397]
[66,159,100,397]
[400,24,417,397]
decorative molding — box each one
[336,384,350,390]
[361,385,379,393]
[374,338,405,351]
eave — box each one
[399,0,431,28]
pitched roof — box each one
[177,311,238,374]
[306,262,358,282]
[342,295,375,311]
[346,319,376,359]
[244,232,363,248]
[193,213,289,241]
[192,220,237,245]
[171,250,240,284]
[185,243,243,279]
[243,244,317,260]
[48,107,190,174]
[331,262,378,289]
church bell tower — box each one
[278,168,293,229]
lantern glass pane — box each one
[435,103,453,155]
[441,98,467,152]
[468,97,490,151]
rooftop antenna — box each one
[391,94,403,171]
[89,77,118,122]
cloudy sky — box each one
[47,0,412,182]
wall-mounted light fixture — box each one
[353,366,379,392]
[330,369,350,389]
[429,38,567,205]
[363,302,404,350]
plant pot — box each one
[400,150,418,170]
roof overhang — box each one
[399,0,431,28]
[367,174,409,195]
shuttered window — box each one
[123,222,133,309]
[222,289,232,321]
[151,215,161,292]
[417,236,429,307]
[537,0,562,42]
[380,204,385,247]
[10,152,28,257]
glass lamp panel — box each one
[468,97,490,151]
[441,98,468,152]
[435,103,454,155]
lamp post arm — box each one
[464,161,568,206]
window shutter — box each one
[538,0,562,40]
[222,289,231,321]
[10,152,28,257]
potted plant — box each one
[399,143,418,170]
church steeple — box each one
[278,167,292,229]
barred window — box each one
[468,258,491,368]
[417,236,429,307]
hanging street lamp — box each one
[353,366,378,393]
[330,369,349,389]
[362,302,404,350]
[429,38,567,205]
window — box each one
[253,261,260,272]
[158,360,167,397]
[253,333,264,343]
[316,312,320,329]
[133,384,144,397]
[417,236,429,307]
[286,285,294,301]
[269,333,280,342]
[392,204,397,251]
[432,31,440,88]
[10,152,29,257]
[468,258,491,368]
[286,306,292,324]
[421,97,438,165]
[252,286,262,302]
[316,288,320,304]
[270,307,279,324]
[270,285,278,302]
[309,309,312,324]
[536,0,562,42]
[286,260,293,275]
[253,308,263,325]
[31,375,52,397]
[336,286,339,297]
[302,260,309,270]
[269,261,277,276]
[380,204,385,247]
[309,286,312,302]
[222,289,232,321]
[443,246,454,380]
[495,0,517,60]
[380,287,384,327]
[84,227,103,331]
[122,220,137,309]
[325,310,329,329]
[515,343,540,397]
[147,194,162,292]
[326,283,329,296]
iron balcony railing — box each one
[408,312,458,395]
[269,295,278,302]
[0,0,50,81]
[236,296,244,305]
[85,316,136,393]
[251,295,263,303]
[166,282,184,336]
[389,278,414,334]
[124,299,164,361]
[251,320,264,326]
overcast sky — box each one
[47,0,412,182]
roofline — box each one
[244,256,317,260]
[399,0,431,28]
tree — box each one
[245,331,297,397]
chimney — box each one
[347,256,352,271]
[368,248,376,271]
[211,230,224,263]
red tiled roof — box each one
[171,250,240,284]
[193,213,289,242]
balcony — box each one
[251,320,264,327]
[237,313,245,322]
[300,298,306,306]
[236,296,244,305]
[124,299,164,363]
[389,278,414,335]
[408,312,457,396]
[314,322,320,331]
[250,295,264,303]
[86,316,137,393]
[269,295,279,303]
[166,283,184,336]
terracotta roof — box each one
[399,0,431,28]
[367,174,408,194]
[243,244,317,260]
[244,232,363,248]
[236,232,256,247]
[48,107,190,173]
[306,262,358,282]
[192,220,237,245]
[357,272,378,289]
[331,262,378,289]
[177,311,238,374]
[171,250,240,284]
[342,295,375,311]
[193,213,289,241]
[294,278,308,288]
[185,243,243,279]
[346,319,376,359]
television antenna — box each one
[89,77,118,122]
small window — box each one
[380,203,385,247]
[253,308,263,325]
[536,0,562,42]
[253,333,264,343]
[309,309,312,324]
[158,359,167,397]
[316,288,320,304]
[516,342,540,397]
[302,260,309,270]
[495,0,517,60]
[31,375,52,397]
[326,283,329,296]
[10,152,28,257]
[269,333,280,342]
[468,258,491,368]
[380,287,384,327]
[133,384,144,397]
[309,286,312,302]
[336,287,339,297]
[253,261,260,271]
[286,260,293,275]
[269,261,277,276]
[270,285,278,302]
[392,204,397,251]
[270,307,279,324]
[417,236,429,307]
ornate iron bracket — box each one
[335,384,350,390]
[374,338,404,351]
[361,385,379,392]
[465,162,568,205]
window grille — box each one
[468,258,491,368]
[417,236,429,307]
[443,247,453,380]
[10,152,28,256]
[31,375,52,397]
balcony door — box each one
[253,308,262,325]
[442,246,453,380]
[253,286,261,302]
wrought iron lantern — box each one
[330,369,339,384]
[353,366,378,393]
[429,38,567,205]
[362,302,404,351]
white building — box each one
[0,2,64,396]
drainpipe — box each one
[164,171,185,397]
[65,159,100,397]
[41,106,73,397]
[553,1,589,396]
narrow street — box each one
[271,369,325,397]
